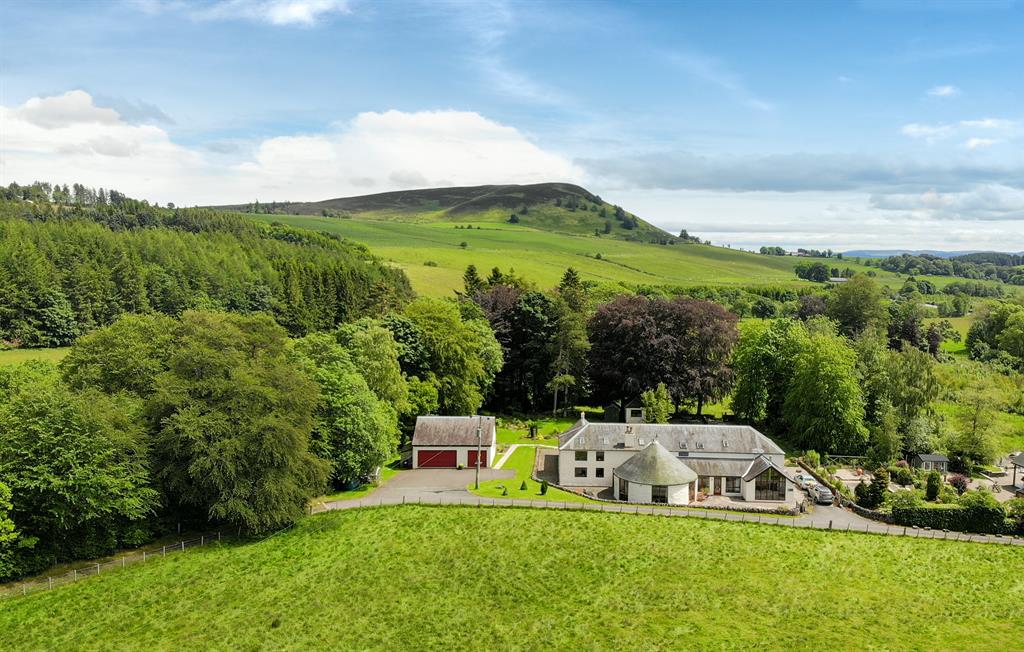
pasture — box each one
[2,506,1021,650]
[0,348,69,366]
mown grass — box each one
[2,506,1021,650]
[495,415,579,446]
[0,347,69,366]
[244,213,934,296]
[471,446,591,503]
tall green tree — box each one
[334,318,409,414]
[783,331,868,453]
[641,383,673,423]
[827,275,887,337]
[293,334,399,486]
[148,312,327,533]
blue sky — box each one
[1,0,1022,250]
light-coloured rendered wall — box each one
[667,483,689,505]
[558,449,632,486]
[627,481,652,504]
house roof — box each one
[914,453,949,463]
[680,458,751,479]
[741,455,795,482]
[1011,453,1024,468]
[412,416,496,447]
[558,419,784,456]
[612,441,698,486]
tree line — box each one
[0,299,502,581]
[0,184,412,347]
[874,252,1024,286]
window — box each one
[618,477,629,501]
[725,477,741,493]
[699,476,712,493]
[754,468,786,501]
[575,451,587,461]
[574,467,588,478]
[628,408,642,419]
[652,485,668,503]
[595,467,605,478]
[596,451,605,462]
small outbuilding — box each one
[411,416,496,469]
[613,441,698,505]
[910,453,949,473]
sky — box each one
[1,0,1023,251]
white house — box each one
[411,416,496,469]
[557,415,796,504]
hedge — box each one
[892,505,1010,535]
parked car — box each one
[809,484,834,504]
[793,473,817,490]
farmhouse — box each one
[910,453,949,473]
[557,415,796,504]
[411,416,496,469]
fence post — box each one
[181,541,185,552]
[201,535,204,546]
[162,545,166,557]
[829,520,832,530]
[218,531,222,542]
[96,563,100,574]
[74,569,77,581]
[48,577,53,590]
[143,551,146,562]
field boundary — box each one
[0,531,226,601]
[318,494,1024,546]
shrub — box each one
[423,260,438,267]
[894,459,909,469]
[501,486,509,497]
[948,474,969,495]
[520,481,527,491]
[804,450,821,468]
[855,479,870,505]
[925,471,941,501]
[894,466,915,487]
[540,480,549,495]
[958,489,999,509]
[887,490,921,510]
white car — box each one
[793,473,818,491]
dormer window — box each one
[696,442,705,450]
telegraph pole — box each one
[474,414,483,490]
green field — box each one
[2,506,1021,650]
[244,212,936,296]
[0,348,69,366]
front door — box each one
[714,477,723,495]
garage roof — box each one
[412,416,496,447]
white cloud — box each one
[133,0,350,26]
[964,137,998,150]
[901,122,953,141]
[0,90,580,205]
[926,84,960,97]
[960,118,1015,129]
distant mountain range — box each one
[843,249,1023,259]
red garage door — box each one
[467,450,488,468]
[417,449,457,468]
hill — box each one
[218,183,677,243]
[2,506,1021,650]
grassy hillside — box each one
[2,506,1020,650]
[219,183,673,242]
[245,213,873,296]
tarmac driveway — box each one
[364,467,514,502]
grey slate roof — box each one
[613,441,698,486]
[741,456,796,483]
[914,453,949,463]
[680,458,751,479]
[559,419,784,456]
[1010,453,1024,468]
[412,416,496,447]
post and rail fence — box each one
[0,531,224,600]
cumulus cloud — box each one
[901,122,954,141]
[869,184,1024,221]
[1,90,580,205]
[132,0,350,26]
[964,137,998,150]
[926,84,960,97]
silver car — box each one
[809,484,834,504]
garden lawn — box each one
[495,415,579,446]
[470,446,592,503]
[0,347,69,366]
[2,506,1021,651]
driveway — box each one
[803,502,877,529]
[322,467,514,511]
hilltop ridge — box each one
[216,183,680,243]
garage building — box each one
[411,415,497,469]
